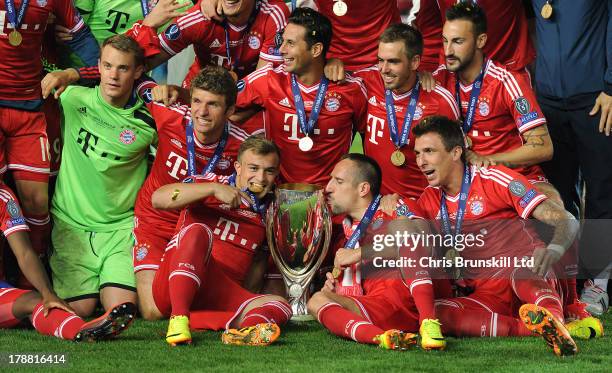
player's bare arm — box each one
[139,0,187,71]
[152,182,248,210]
[41,68,81,99]
[466,125,553,168]
[530,199,580,276]
[8,232,74,315]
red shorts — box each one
[132,216,176,273]
[152,249,260,331]
[0,106,50,182]
[0,287,30,328]
[350,279,420,332]
[42,98,61,177]
[436,278,514,316]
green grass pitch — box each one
[0,313,609,372]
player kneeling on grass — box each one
[151,136,292,346]
[413,115,603,356]
[307,154,446,351]
[0,183,135,341]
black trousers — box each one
[538,94,612,278]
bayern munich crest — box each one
[119,129,136,145]
[135,244,150,261]
[478,98,490,116]
[325,97,340,112]
[414,105,424,120]
[470,200,484,216]
[248,35,261,50]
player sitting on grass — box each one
[151,136,292,346]
[413,115,603,356]
[0,182,135,341]
[307,154,446,351]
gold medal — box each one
[248,182,264,194]
[541,1,553,19]
[228,70,238,82]
[333,0,348,16]
[444,248,461,280]
[465,136,472,149]
[390,150,405,167]
[332,267,341,279]
[8,30,22,47]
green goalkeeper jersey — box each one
[51,85,157,232]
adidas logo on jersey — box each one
[210,39,221,48]
[368,96,377,106]
[279,97,291,107]
[170,139,182,149]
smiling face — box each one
[234,149,279,198]
[221,0,253,17]
[377,40,419,92]
[190,88,233,141]
[414,132,463,188]
[279,23,317,75]
[442,19,484,73]
[98,45,143,107]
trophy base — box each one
[290,313,315,322]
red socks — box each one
[408,280,436,322]
[436,304,532,337]
[30,303,84,340]
[317,303,383,345]
[239,300,292,327]
[169,224,212,317]
[512,269,564,321]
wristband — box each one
[546,243,565,257]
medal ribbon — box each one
[439,166,472,246]
[141,0,151,17]
[345,194,382,249]
[454,60,487,134]
[223,0,261,73]
[185,118,229,176]
[226,172,268,223]
[384,79,421,149]
[290,74,329,139]
[5,0,29,31]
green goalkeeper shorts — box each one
[50,216,136,301]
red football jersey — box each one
[355,66,460,199]
[154,0,287,80]
[0,0,84,100]
[236,64,368,186]
[433,60,546,180]
[171,173,267,283]
[438,0,534,71]
[311,0,400,71]
[398,0,443,72]
[417,165,547,276]
[338,199,427,293]
[133,90,251,231]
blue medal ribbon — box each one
[5,0,29,31]
[290,74,329,140]
[345,194,382,249]
[223,0,261,73]
[226,172,268,223]
[384,79,421,149]
[185,119,229,176]
[141,0,150,17]
[455,60,487,134]
[439,166,472,246]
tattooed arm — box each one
[529,199,580,276]
[465,125,553,168]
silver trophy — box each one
[266,183,332,321]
